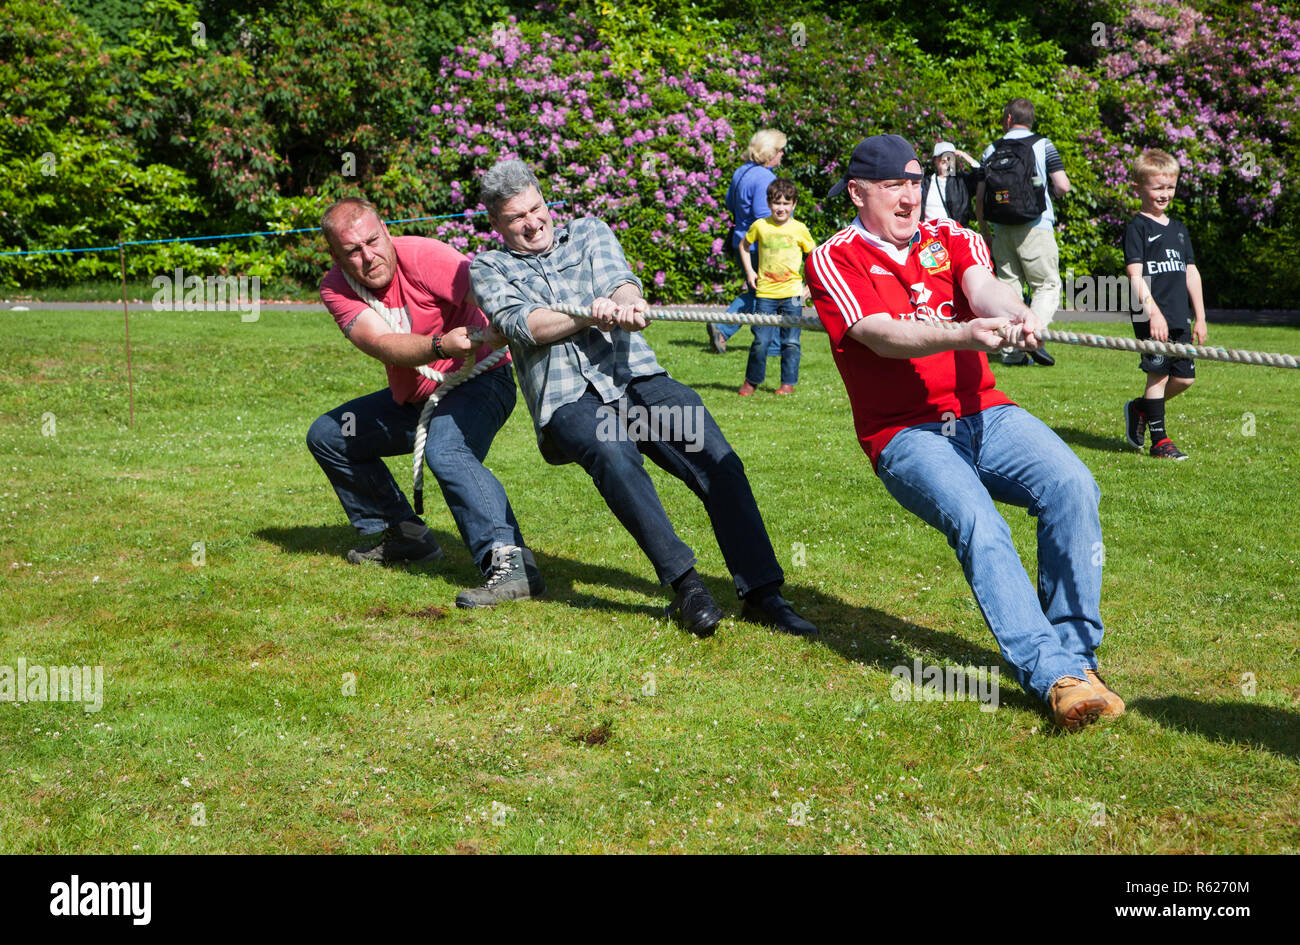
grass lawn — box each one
[1,307,1297,853]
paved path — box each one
[3,301,1299,326]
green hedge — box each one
[5,0,1298,308]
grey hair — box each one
[479,160,542,215]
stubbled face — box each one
[850,170,923,249]
[769,196,795,223]
[328,210,397,290]
[1139,172,1178,215]
[491,185,554,255]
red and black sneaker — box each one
[1150,438,1188,460]
[1124,399,1146,449]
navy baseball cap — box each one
[827,135,924,198]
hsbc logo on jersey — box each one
[917,240,950,273]
[905,282,955,322]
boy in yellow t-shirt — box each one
[737,179,816,395]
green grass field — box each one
[1,307,1297,853]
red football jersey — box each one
[807,218,1013,467]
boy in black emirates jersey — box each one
[1122,149,1208,460]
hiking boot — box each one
[1124,399,1146,449]
[455,545,545,608]
[665,581,723,637]
[1150,438,1188,460]
[347,519,444,566]
[707,324,726,354]
[1085,669,1126,719]
[1047,675,1109,732]
[738,380,757,396]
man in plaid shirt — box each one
[470,160,816,638]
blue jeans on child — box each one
[874,403,1105,703]
[744,296,802,387]
[305,365,524,573]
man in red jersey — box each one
[807,135,1122,731]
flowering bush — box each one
[9,1,1300,306]
[1083,0,1300,303]
[416,17,775,302]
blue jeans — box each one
[306,365,524,573]
[543,373,784,596]
[875,404,1104,702]
[745,296,802,386]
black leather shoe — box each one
[666,582,723,637]
[742,594,818,636]
[1028,345,1055,366]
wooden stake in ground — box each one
[118,237,135,427]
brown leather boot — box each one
[1048,676,1108,732]
[1085,669,1126,719]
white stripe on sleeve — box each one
[810,230,866,329]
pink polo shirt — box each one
[320,236,508,404]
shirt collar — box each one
[851,217,920,265]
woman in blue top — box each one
[708,128,787,354]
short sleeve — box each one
[1122,220,1144,265]
[751,170,773,221]
[744,223,761,245]
[806,238,889,347]
[1043,140,1065,175]
[1182,225,1196,266]
[320,267,368,334]
[796,223,816,254]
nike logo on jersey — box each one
[1147,234,1161,242]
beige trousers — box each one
[991,223,1061,327]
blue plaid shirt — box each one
[470,217,665,462]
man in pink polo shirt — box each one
[806,135,1121,732]
[307,197,543,608]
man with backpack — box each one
[975,98,1071,366]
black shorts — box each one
[1134,322,1195,378]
